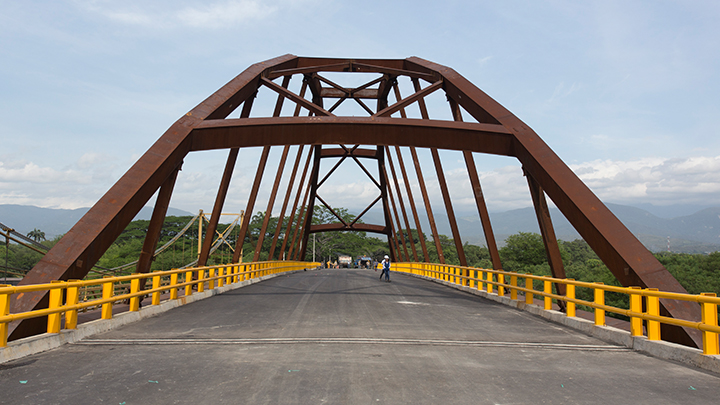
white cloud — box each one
[176,1,277,27]
[76,0,279,29]
[571,156,720,205]
[0,161,88,184]
[0,154,120,209]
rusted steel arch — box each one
[10,55,701,348]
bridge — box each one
[2,56,720,401]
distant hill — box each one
[363,203,720,254]
[0,204,193,238]
[2,203,719,253]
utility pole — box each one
[313,233,316,262]
[3,228,12,282]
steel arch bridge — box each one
[9,55,702,346]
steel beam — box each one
[199,91,257,266]
[280,146,313,259]
[526,171,568,304]
[383,166,410,261]
[463,151,502,270]
[269,145,304,260]
[410,147,445,264]
[136,165,181,277]
[232,146,271,263]
[431,149,467,267]
[299,147,322,261]
[386,146,419,262]
[253,145,290,262]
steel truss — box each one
[9,55,702,347]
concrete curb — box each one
[0,269,312,364]
[409,273,720,374]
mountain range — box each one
[1,203,719,254]
[0,205,193,239]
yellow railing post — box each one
[152,272,162,305]
[170,272,179,300]
[233,265,239,284]
[208,268,216,289]
[510,273,518,300]
[543,278,552,310]
[47,280,64,334]
[217,267,224,287]
[0,285,10,347]
[566,280,575,317]
[198,269,205,293]
[101,276,114,320]
[525,276,533,305]
[65,280,80,330]
[498,273,505,297]
[646,288,660,340]
[486,271,493,294]
[701,293,719,355]
[594,282,605,326]
[185,270,193,297]
[463,267,468,286]
[129,276,141,311]
[226,266,232,285]
[469,269,475,289]
[629,286,643,337]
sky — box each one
[1,0,720,222]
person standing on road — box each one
[379,255,391,282]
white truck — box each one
[338,255,352,268]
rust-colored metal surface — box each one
[11,55,703,348]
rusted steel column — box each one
[281,146,313,260]
[463,151,502,270]
[198,149,237,266]
[289,164,314,260]
[304,74,324,109]
[385,196,404,262]
[408,79,444,263]
[395,147,430,262]
[383,166,410,261]
[253,145,291,261]
[232,146,271,263]
[250,78,292,262]
[299,146,322,261]
[200,93,257,266]
[448,96,501,270]
[272,75,292,116]
[136,165,181,278]
[269,145,304,260]
[386,147,419,262]
[376,146,396,261]
[410,147,445,264]
[430,149,467,267]
[526,170,568,301]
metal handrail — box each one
[0,260,320,347]
[392,262,720,355]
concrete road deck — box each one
[2,268,720,404]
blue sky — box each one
[1,0,719,218]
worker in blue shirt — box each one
[379,255,391,282]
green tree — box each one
[27,228,46,242]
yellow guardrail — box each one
[0,261,319,347]
[393,262,720,355]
